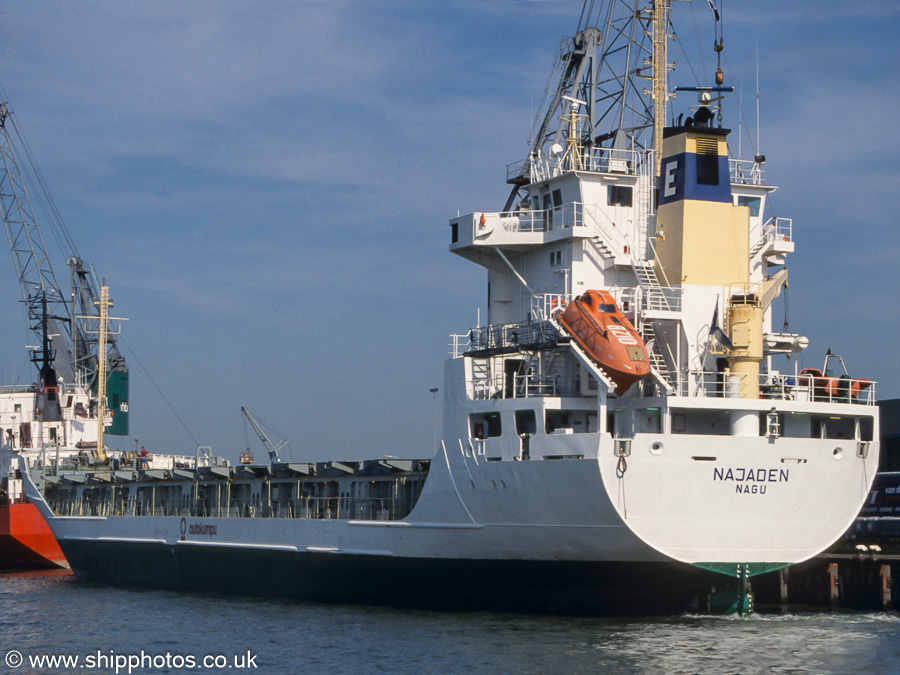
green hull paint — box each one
[695,562,789,578]
[105,370,129,436]
[693,562,788,615]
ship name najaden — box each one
[713,467,789,495]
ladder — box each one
[640,322,675,387]
[632,261,673,312]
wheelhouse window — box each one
[552,189,563,207]
[608,185,633,207]
[737,196,761,217]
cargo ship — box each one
[0,95,131,570]
[23,1,879,614]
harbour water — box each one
[1,571,898,674]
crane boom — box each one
[0,103,75,379]
[0,99,127,389]
[241,407,287,463]
[0,94,129,438]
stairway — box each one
[632,261,673,312]
[589,236,615,261]
[640,322,675,387]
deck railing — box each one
[657,370,877,405]
[507,147,651,183]
[45,492,418,522]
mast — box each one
[96,283,109,461]
[652,1,673,177]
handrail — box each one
[729,159,766,186]
[508,147,650,183]
[663,370,877,405]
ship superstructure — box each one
[23,1,879,613]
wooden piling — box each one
[779,567,789,611]
[880,564,892,612]
[828,562,839,610]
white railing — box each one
[662,370,876,405]
[449,333,468,359]
[531,293,571,322]
[763,216,792,243]
[507,147,652,183]
[730,159,766,185]
[750,217,793,260]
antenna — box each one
[756,39,761,158]
[738,79,742,159]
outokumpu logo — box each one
[180,516,217,539]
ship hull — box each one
[57,534,732,615]
[0,502,67,570]
[23,414,876,614]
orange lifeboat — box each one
[555,290,650,394]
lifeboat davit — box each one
[555,290,650,394]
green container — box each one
[106,370,129,435]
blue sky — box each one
[1,1,897,463]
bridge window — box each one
[737,196,761,217]
[608,185,632,207]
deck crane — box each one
[505,0,680,211]
[240,407,288,464]
[0,96,128,446]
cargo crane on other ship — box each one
[241,407,289,464]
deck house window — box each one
[608,185,632,207]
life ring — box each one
[550,296,566,314]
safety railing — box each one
[508,147,651,183]
[660,370,876,405]
[729,159,766,185]
[45,492,419,521]
[752,217,792,253]
[462,319,560,356]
